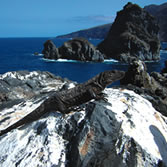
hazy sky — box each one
[0,0,166,37]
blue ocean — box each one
[0,38,167,83]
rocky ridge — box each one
[56,23,112,39]
[144,3,167,42]
[0,71,167,166]
[97,2,161,63]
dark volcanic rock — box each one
[120,60,153,89]
[120,60,167,116]
[59,38,104,62]
[42,40,60,60]
[97,2,161,63]
[42,38,104,62]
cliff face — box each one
[97,2,161,63]
[0,71,167,167]
[144,3,167,42]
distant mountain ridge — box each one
[57,3,167,41]
[56,23,112,39]
[144,2,167,41]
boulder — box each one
[120,60,167,116]
[97,2,161,63]
[120,60,157,89]
[0,85,167,166]
[59,38,104,62]
[42,38,104,62]
[42,40,60,60]
[34,52,39,55]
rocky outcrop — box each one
[97,2,161,63]
[59,38,104,62]
[120,60,167,116]
[0,71,167,167]
[0,71,73,111]
[42,40,60,60]
[42,38,104,62]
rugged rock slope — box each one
[0,71,167,167]
[97,2,161,63]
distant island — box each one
[57,3,167,42]
[56,23,112,39]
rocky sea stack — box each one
[97,2,161,63]
[42,40,60,60]
[42,38,104,62]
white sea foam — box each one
[37,53,44,56]
[160,50,167,54]
[144,60,158,63]
[103,59,119,63]
[42,58,78,63]
[33,53,44,56]
[42,58,120,64]
[56,59,78,62]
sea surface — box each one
[0,38,167,83]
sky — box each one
[0,0,167,37]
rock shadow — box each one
[149,125,167,166]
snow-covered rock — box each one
[0,84,167,167]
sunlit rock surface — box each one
[0,71,167,167]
